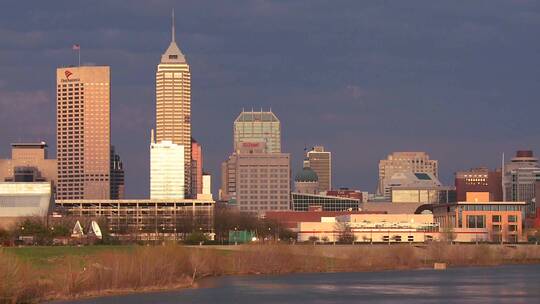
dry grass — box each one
[1,244,540,303]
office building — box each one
[191,138,203,197]
[433,201,527,243]
[150,136,185,199]
[56,66,112,200]
[387,171,456,204]
[221,151,290,213]
[503,150,540,203]
[155,12,192,196]
[233,110,281,153]
[307,146,331,191]
[0,142,56,185]
[110,146,125,199]
[455,167,502,202]
[378,152,439,198]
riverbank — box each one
[2,243,540,303]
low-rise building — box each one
[0,182,53,229]
[291,192,360,211]
[55,198,214,236]
[432,201,527,243]
[297,213,439,243]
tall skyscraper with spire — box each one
[155,10,192,197]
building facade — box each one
[291,193,360,211]
[455,167,502,202]
[0,142,56,185]
[150,139,185,199]
[155,14,192,197]
[233,110,281,153]
[433,201,527,243]
[56,198,214,236]
[307,146,331,191]
[378,152,438,198]
[110,146,125,199]
[221,151,290,213]
[294,159,319,194]
[297,214,439,243]
[56,66,111,200]
[191,138,203,197]
[0,182,53,229]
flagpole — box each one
[78,48,81,67]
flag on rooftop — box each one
[72,44,80,51]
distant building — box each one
[110,146,125,199]
[56,197,214,236]
[503,151,540,213]
[296,213,439,243]
[294,158,319,194]
[56,66,112,200]
[433,201,527,243]
[385,171,455,204]
[455,167,502,202]
[197,173,213,201]
[0,182,53,229]
[326,189,363,201]
[221,151,290,213]
[307,146,331,191]
[155,13,192,196]
[266,208,384,232]
[150,136,185,199]
[0,142,56,185]
[191,138,203,197]
[378,152,438,199]
[291,193,360,212]
[233,110,281,153]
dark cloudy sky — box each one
[0,1,539,198]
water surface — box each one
[59,264,540,304]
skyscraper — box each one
[56,66,111,200]
[155,11,192,197]
[378,152,438,199]
[150,136,185,199]
[110,146,125,199]
[191,138,203,197]
[307,146,331,191]
[233,110,281,153]
[503,150,540,212]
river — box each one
[57,264,540,303]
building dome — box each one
[295,167,318,182]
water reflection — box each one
[55,265,540,304]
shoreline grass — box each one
[1,244,540,303]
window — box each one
[467,215,485,228]
[407,236,414,242]
[508,215,517,223]
[492,215,501,223]
[508,225,518,232]
[492,225,502,232]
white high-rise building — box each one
[150,133,185,199]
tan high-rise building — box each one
[56,66,111,200]
[378,152,438,198]
[155,12,192,197]
[307,146,331,191]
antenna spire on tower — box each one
[171,8,175,43]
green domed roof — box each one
[295,167,318,182]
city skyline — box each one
[1,1,539,197]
